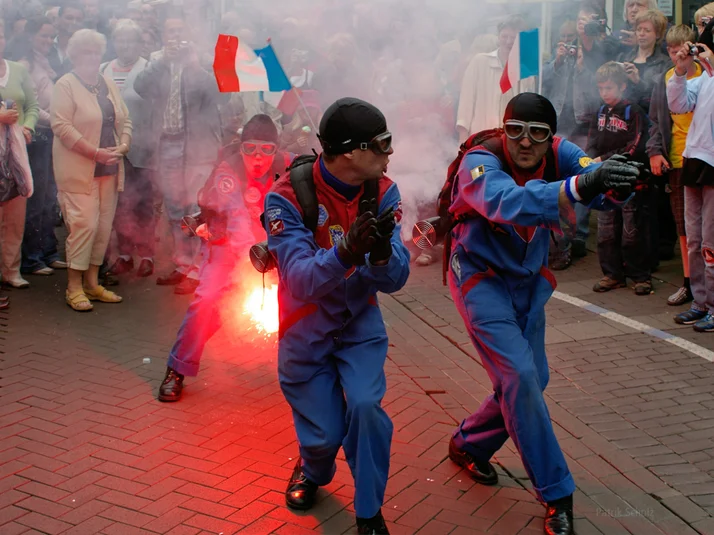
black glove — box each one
[336,210,378,266]
[575,154,640,203]
[370,207,396,264]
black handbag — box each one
[0,126,19,203]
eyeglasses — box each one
[504,120,552,144]
[359,131,392,154]
[241,141,277,156]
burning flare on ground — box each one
[243,284,279,335]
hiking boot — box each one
[550,252,571,271]
[592,276,626,293]
[674,308,708,325]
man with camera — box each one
[265,98,410,535]
[134,16,224,295]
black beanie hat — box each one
[503,93,558,135]
[242,114,279,144]
[319,97,387,154]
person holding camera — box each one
[647,25,705,307]
[133,16,224,295]
[667,18,714,332]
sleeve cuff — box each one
[333,245,352,269]
[565,176,582,204]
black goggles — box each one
[504,120,553,144]
[359,131,392,154]
[241,141,277,156]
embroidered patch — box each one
[269,219,284,236]
[329,225,344,246]
[266,208,282,222]
[579,156,595,168]
[244,186,261,204]
[217,176,235,194]
[470,165,485,180]
[317,204,329,226]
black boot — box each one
[357,510,389,534]
[448,437,498,485]
[544,494,574,535]
[158,367,184,402]
[285,458,318,511]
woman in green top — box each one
[0,20,39,290]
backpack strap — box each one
[288,156,319,233]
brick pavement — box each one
[1,245,713,534]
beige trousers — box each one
[0,195,27,280]
[58,175,118,271]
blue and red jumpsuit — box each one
[167,153,292,376]
[264,157,410,519]
[447,135,614,503]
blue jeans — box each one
[556,203,590,253]
[22,128,59,273]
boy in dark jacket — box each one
[647,25,703,306]
[588,61,652,295]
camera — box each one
[689,44,706,56]
[564,44,578,56]
[584,18,607,36]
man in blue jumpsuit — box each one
[445,93,640,535]
[158,115,291,402]
[264,98,410,535]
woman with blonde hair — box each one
[695,3,714,37]
[51,29,132,311]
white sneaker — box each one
[49,260,67,269]
[4,277,29,289]
[31,267,54,276]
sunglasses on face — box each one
[359,131,392,154]
[504,120,552,144]
[241,141,277,156]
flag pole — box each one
[539,2,545,94]
[268,38,320,134]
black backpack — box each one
[261,153,379,234]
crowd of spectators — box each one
[0,0,711,332]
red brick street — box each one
[2,245,714,534]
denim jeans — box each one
[156,135,212,280]
[597,191,651,283]
[21,128,59,273]
[684,185,714,313]
[556,203,590,253]
[114,160,155,259]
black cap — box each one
[503,93,558,135]
[242,114,279,144]
[318,97,387,154]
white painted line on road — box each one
[552,291,714,363]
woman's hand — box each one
[0,106,19,125]
[95,148,121,165]
[623,62,640,84]
[22,127,32,144]
[296,136,308,148]
[649,154,670,176]
[109,143,129,156]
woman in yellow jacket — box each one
[51,29,132,312]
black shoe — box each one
[357,510,389,535]
[571,240,587,258]
[109,257,134,275]
[285,458,318,511]
[448,437,498,485]
[544,495,574,535]
[550,252,571,271]
[158,367,184,402]
[157,270,186,286]
[137,259,154,278]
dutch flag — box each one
[213,34,292,93]
[500,29,539,94]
